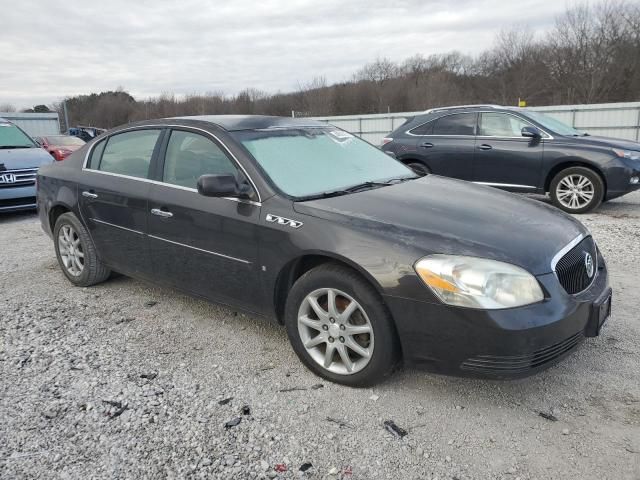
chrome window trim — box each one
[473,182,536,189]
[81,169,262,207]
[405,111,554,140]
[477,112,554,140]
[90,218,144,235]
[82,124,263,203]
[406,111,477,137]
[147,234,251,264]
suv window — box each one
[409,121,433,135]
[162,130,239,189]
[97,129,161,179]
[432,113,476,136]
[480,113,532,137]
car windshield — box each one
[524,111,584,136]
[44,135,85,146]
[232,127,415,199]
[0,123,37,148]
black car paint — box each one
[37,116,610,378]
[383,107,640,200]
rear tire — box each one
[284,263,400,387]
[549,166,604,214]
[54,212,111,287]
[406,161,430,176]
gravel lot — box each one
[1,193,639,480]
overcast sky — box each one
[1,0,570,109]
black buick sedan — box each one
[37,116,612,386]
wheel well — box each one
[544,162,607,193]
[49,205,71,233]
[273,255,378,324]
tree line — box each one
[5,1,639,130]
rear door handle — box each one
[151,208,173,218]
[477,144,492,150]
[82,191,98,199]
[420,142,434,148]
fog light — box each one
[631,176,639,185]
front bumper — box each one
[605,160,640,200]
[384,258,610,379]
[0,185,37,212]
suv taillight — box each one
[381,137,393,146]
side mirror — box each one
[197,174,251,199]
[521,126,541,138]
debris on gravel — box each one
[1,193,639,479]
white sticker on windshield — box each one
[329,130,353,140]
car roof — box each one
[422,104,521,114]
[169,115,328,131]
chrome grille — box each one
[554,236,597,295]
[0,168,38,188]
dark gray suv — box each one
[381,105,640,213]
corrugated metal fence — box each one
[312,102,640,145]
[0,112,60,137]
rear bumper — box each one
[0,185,37,212]
[384,259,610,379]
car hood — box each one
[293,175,587,275]
[562,134,640,151]
[0,147,54,169]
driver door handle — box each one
[82,191,98,199]
[420,142,434,148]
[151,208,173,218]
[477,144,493,150]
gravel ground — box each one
[1,193,639,480]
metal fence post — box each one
[636,107,640,142]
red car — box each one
[35,135,85,161]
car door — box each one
[78,128,164,277]
[411,112,477,180]
[146,128,262,311]
[473,112,544,190]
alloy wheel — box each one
[297,288,374,375]
[58,224,85,276]
[555,174,595,210]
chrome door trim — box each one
[80,169,262,207]
[90,218,144,235]
[473,182,536,189]
[147,234,251,264]
[82,123,263,203]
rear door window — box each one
[96,129,162,179]
[432,113,477,136]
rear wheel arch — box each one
[544,160,607,194]
[49,203,72,233]
[273,253,385,325]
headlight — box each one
[612,148,640,161]
[414,255,544,309]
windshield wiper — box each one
[0,145,33,149]
[297,177,416,202]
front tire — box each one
[549,167,604,214]
[284,263,400,387]
[54,212,111,287]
